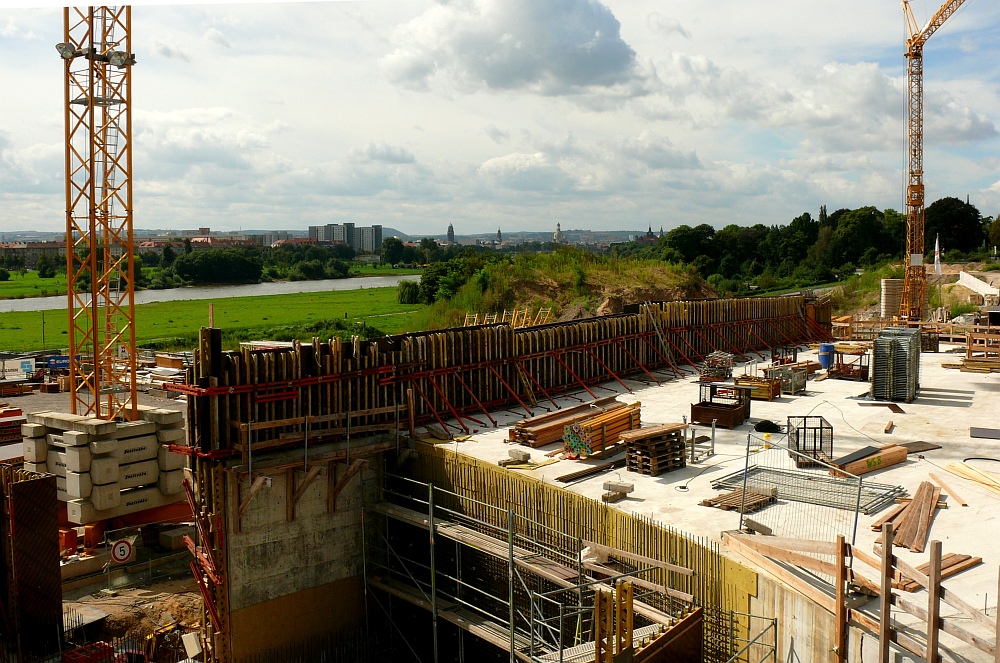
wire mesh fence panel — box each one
[726,611,777,663]
[720,435,864,554]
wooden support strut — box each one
[328,458,365,513]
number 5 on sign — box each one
[111,539,133,564]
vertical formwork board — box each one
[7,473,62,659]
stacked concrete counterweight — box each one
[20,406,188,524]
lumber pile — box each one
[507,397,619,448]
[830,444,907,477]
[941,357,1000,373]
[621,423,687,476]
[944,462,1000,496]
[733,375,782,401]
[563,402,641,458]
[0,406,25,446]
[700,486,776,513]
[892,553,982,591]
[869,481,939,552]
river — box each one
[0,275,419,313]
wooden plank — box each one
[725,533,839,556]
[725,535,838,577]
[885,421,893,434]
[723,532,836,614]
[929,472,968,506]
[892,595,996,657]
[870,503,907,532]
[878,524,893,663]
[911,486,941,553]
[927,540,941,663]
[581,539,694,576]
[238,475,269,519]
[833,445,907,477]
[329,458,365,513]
[292,465,323,504]
[835,535,847,663]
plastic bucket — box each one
[818,343,835,369]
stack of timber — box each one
[830,444,907,477]
[891,553,982,591]
[944,462,1000,496]
[869,481,939,552]
[701,351,734,380]
[700,486,776,513]
[0,382,32,398]
[733,375,782,401]
[0,407,25,446]
[563,402,641,458]
[508,397,619,448]
[621,423,687,476]
[21,407,188,525]
[178,296,829,456]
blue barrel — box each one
[818,343,835,369]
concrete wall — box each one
[225,460,376,658]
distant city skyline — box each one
[1,1,998,235]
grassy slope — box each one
[411,251,712,330]
[0,287,423,352]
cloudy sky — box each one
[1,0,998,236]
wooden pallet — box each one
[700,487,777,513]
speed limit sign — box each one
[111,539,133,564]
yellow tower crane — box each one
[898,0,968,321]
[57,6,138,420]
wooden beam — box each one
[725,533,838,556]
[879,524,893,663]
[725,535,837,577]
[893,595,996,657]
[292,465,323,504]
[929,472,968,506]
[927,540,942,663]
[723,531,835,613]
[237,475,270,531]
[329,458,365,513]
[582,539,694,576]
[835,535,847,663]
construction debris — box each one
[554,457,626,483]
[601,480,634,503]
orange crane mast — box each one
[58,6,138,420]
[898,0,968,321]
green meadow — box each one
[0,287,424,352]
[0,272,68,299]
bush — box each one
[397,280,420,304]
[0,268,9,282]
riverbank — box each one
[0,286,424,352]
[0,273,419,313]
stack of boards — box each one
[507,397,625,448]
[21,406,188,524]
[870,480,940,553]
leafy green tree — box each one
[381,237,404,265]
[924,197,984,254]
[171,249,262,284]
[988,216,1000,251]
[36,253,57,278]
[665,224,715,264]
[160,244,176,268]
[183,238,193,254]
[397,280,420,304]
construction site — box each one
[2,2,1000,663]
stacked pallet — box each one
[621,423,687,476]
[21,406,189,525]
[700,486,777,513]
[0,407,25,446]
[733,375,782,401]
[508,397,620,448]
[869,481,939,552]
[563,402,641,458]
